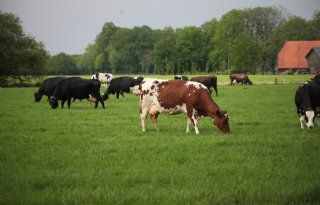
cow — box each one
[34,77,81,102]
[49,78,105,109]
[174,75,189,81]
[91,72,113,87]
[295,79,320,129]
[138,79,230,134]
[190,76,218,96]
[102,76,144,100]
[230,74,252,85]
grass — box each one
[0,76,320,204]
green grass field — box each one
[0,75,320,204]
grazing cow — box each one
[49,78,105,109]
[34,77,81,102]
[295,79,320,129]
[174,75,189,81]
[91,72,113,86]
[230,74,252,85]
[139,79,230,134]
[102,76,144,100]
[190,76,218,96]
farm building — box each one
[276,41,320,74]
[305,47,320,74]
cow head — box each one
[213,110,230,133]
[34,92,42,102]
[49,98,59,109]
[305,110,315,129]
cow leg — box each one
[186,118,192,133]
[99,98,105,109]
[187,107,199,134]
[140,105,149,132]
[149,105,160,131]
[61,100,65,108]
[67,98,71,108]
[299,115,305,129]
[150,113,160,131]
[120,92,125,100]
[116,92,120,99]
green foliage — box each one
[0,12,48,76]
[308,10,320,40]
[151,28,176,74]
[46,52,79,75]
[175,26,208,73]
[230,33,262,73]
[1,80,320,204]
[72,7,319,75]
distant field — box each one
[2,74,313,87]
[0,79,320,204]
[100,74,316,85]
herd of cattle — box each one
[34,72,320,133]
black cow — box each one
[49,78,105,109]
[34,77,80,102]
[190,76,218,96]
[174,75,189,81]
[102,76,144,100]
[295,78,320,129]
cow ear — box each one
[216,110,228,118]
[215,110,222,117]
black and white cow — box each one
[34,77,80,102]
[295,79,320,129]
[174,75,189,81]
[91,72,113,87]
[102,76,144,100]
[49,78,105,109]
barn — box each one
[276,41,320,74]
[305,47,320,74]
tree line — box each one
[1,6,320,77]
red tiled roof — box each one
[277,41,320,69]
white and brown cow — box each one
[138,79,230,134]
[230,74,252,85]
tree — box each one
[0,12,48,76]
[77,43,98,73]
[47,52,79,74]
[211,9,246,71]
[307,10,320,40]
[230,33,262,73]
[151,27,176,74]
[243,6,287,72]
[175,26,207,73]
[244,6,287,42]
[201,18,218,72]
[107,26,159,74]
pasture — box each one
[0,75,320,204]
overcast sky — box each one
[1,0,320,55]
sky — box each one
[1,0,320,55]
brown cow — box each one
[138,79,230,134]
[230,74,252,85]
[190,76,218,96]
